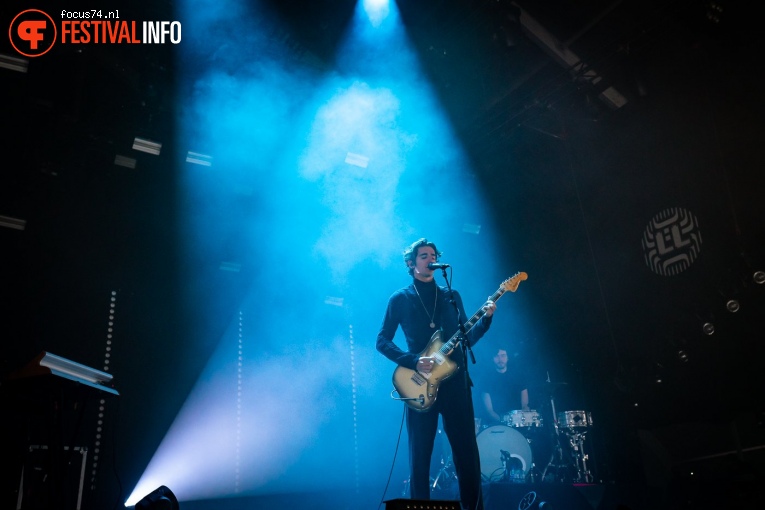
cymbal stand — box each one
[565,429,593,483]
[540,390,567,482]
[432,455,456,492]
[432,424,456,493]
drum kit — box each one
[474,407,594,485]
[428,400,595,492]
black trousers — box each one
[406,371,483,510]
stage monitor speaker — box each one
[385,498,461,510]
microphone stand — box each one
[438,267,475,392]
[437,266,484,510]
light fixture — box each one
[7,351,119,396]
[512,4,627,109]
[185,151,212,166]
[133,137,162,155]
[0,53,28,72]
[754,271,765,285]
[135,486,178,510]
[344,152,369,168]
[726,299,740,313]
[702,322,714,335]
[114,155,137,169]
[0,214,26,230]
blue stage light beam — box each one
[362,0,391,27]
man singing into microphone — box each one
[376,238,496,510]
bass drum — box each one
[476,425,533,482]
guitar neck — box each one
[464,286,505,331]
[440,286,508,352]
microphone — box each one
[428,263,450,270]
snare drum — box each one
[502,410,543,428]
[557,410,593,429]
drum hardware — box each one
[562,426,593,483]
[539,375,595,484]
[555,410,593,483]
[540,426,568,483]
[540,383,565,483]
[402,468,457,497]
[558,410,593,430]
[422,423,458,495]
[534,410,594,484]
[432,465,457,492]
[432,454,457,492]
[402,476,452,497]
[500,449,526,483]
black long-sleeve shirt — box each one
[376,278,492,371]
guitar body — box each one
[392,329,459,412]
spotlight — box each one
[677,350,689,363]
[702,322,714,335]
[135,486,178,510]
[754,271,765,285]
[726,299,740,313]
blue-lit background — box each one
[125,0,528,504]
[2,0,764,509]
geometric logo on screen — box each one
[642,207,702,276]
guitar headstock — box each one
[501,272,528,292]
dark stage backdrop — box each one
[2,1,764,509]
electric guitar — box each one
[392,272,528,411]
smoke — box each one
[129,0,505,505]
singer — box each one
[376,238,497,510]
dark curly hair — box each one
[403,238,442,276]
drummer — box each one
[477,346,529,426]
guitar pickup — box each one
[410,372,428,385]
[432,352,445,365]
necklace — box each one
[413,283,437,328]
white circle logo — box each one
[642,207,702,276]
